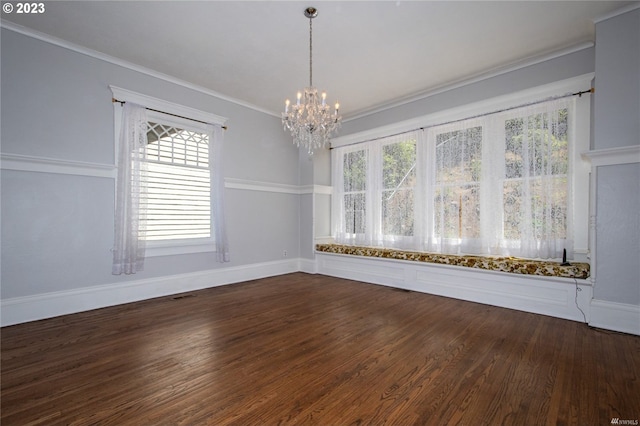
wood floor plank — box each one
[2,272,639,425]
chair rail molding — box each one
[1,152,116,178]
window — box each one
[343,149,367,235]
[333,133,419,249]
[502,108,569,242]
[111,86,228,261]
[433,125,482,244]
[143,115,212,243]
[332,91,588,261]
[382,139,416,238]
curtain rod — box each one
[112,98,228,130]
[332,87,594,148]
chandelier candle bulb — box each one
[322,92,326,106]
[285,99,290,113]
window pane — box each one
[434,184,480,239]
[504,108,568,179]
[344,149,367,192]
[383,139,416,189]
[436,126,482,183]
[382,139,416,236]
[503,176,567,240]
[343,149,367,234]
[383,188,414,236]
[434,126,482,239]
[142,122,211,241]
[344,193,365,234]
[146,122,209,168]
[503,107,569,241]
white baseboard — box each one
[589,299,640,336]
[8,255,636,337]
[298,258,318,274]
[316,253,593,324]
[1,258,300,327]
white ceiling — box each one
[2,1,635,119]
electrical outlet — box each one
[283,250,288,257]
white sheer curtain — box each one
[208,124,230,262]
[112,103,148,275]
[422,119,479,255]
[332,97,574,260]
[332,143,368,247]
[488,98,574,259]
[332,131,423,250]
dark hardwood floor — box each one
[2,272,639,425]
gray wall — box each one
[593,9,640,150]
[1,28,300,300]
[592,8,640,305]
[299,141,332,260]
[341,47,596,136]
[595,164,640,304]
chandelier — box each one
[282,6,341,155]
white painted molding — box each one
[110,86,227,126]
[0,154,331,197]
[581,145,640,167]
[224,177,302,194]
[0,20,277,118]
[298,258,318,274]
[225,178,333,195]
[593,2,640,24]
[1,258,300,327]
[316,252,593,324]
[299,185,315,195]
[315,236,335,244]
[0,153,116,178]
[313,185,333,195]
[590,299,640,336]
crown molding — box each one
[0,19,279,118]
[593,2,640,24]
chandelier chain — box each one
[309,16,313,87]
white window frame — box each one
[110,86,228,257]
[331,74,592,261]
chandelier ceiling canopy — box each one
[282,6,341,155]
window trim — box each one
[331,74,592,261]
[110,86,228,257]
[110,86,227,126]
